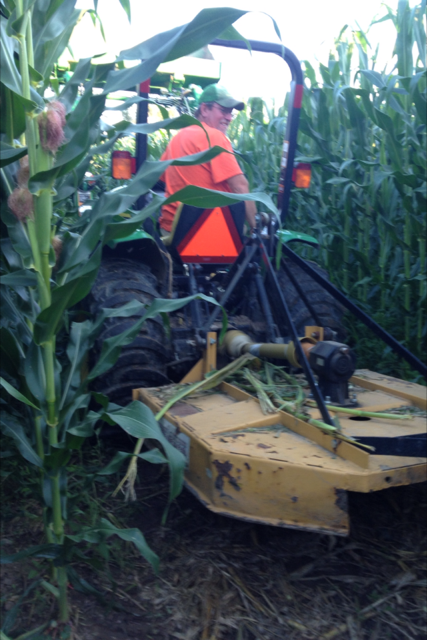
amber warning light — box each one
[292,163,312,188]
[111,150,134,180]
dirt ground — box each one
[1,453,426,640]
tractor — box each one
[88,38,426,536]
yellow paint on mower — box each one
[134,362,426,536]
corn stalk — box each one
[1,1,272,625]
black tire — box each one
[276,260,346,340]
[88,258,170,406]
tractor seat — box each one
[162,201,246,265]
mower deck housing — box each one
[135,370,426,535]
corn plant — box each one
[227,97,287,196]
[0,2,279,627]
[230,1,426,371]
[291,0,426,367]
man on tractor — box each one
[158,84,257,235]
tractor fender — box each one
[276,229,318,247]
[103,229,169,289]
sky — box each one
[70,0,409,108]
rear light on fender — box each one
[292,163,312,188]
[112,150,133,180]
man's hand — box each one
[226,173,257,231]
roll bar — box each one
[211,39,304,224]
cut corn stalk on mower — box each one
[97,38,426,535]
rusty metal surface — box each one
[136,371,426,535]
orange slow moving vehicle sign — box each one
[177,206,243,264]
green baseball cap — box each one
[199,84,245,110]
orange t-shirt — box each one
[159,124,243,232]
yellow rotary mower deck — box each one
[135,370,426,536]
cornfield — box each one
[228,0,426,378]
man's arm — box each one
[226,174,257,230]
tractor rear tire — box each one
[88,258,170,406]
[276,260,346,340]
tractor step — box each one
[135,372,426,536]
